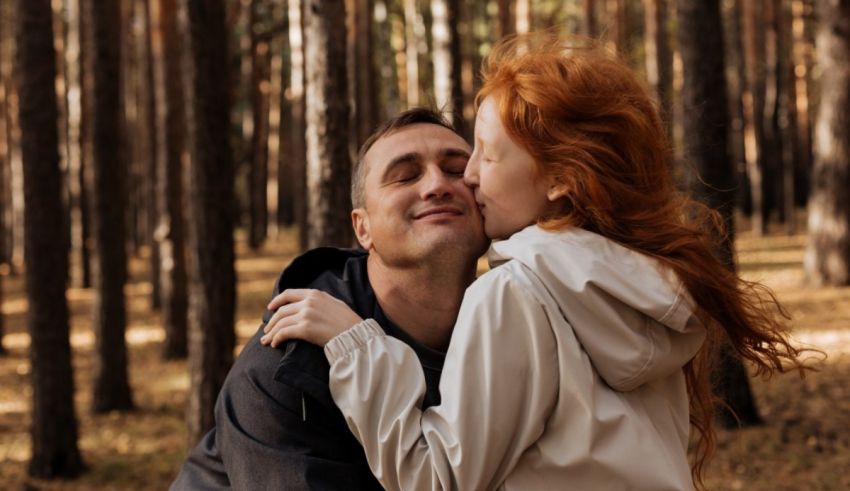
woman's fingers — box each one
[260,288,365,347]
[267,288,313,311]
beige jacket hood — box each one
[488,225,704,392]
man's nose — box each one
[421,167,454,200]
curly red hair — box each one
[477,33,807,488]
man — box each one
[171,108,488,489]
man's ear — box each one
[351,208,372,250]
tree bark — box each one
[249,0,270,250]
[804,0,850,286]
[353,0,378,149]
[180,0,237,445]
[303,0,353,248]
[742,0,768,234]
[431,0,464,133]
[82,0,134,413]
[676,0,763,428]
[498,0,515,38]
[137,0,163,310]
[0,0,9,355]
[15,0,84,476]
[516,0,531,34]
[791,0,813,208]
[402,0,420,106]
[287,0,307,248]
[644,0,672,140]
[153,0,189,359]
[584,0,596,38]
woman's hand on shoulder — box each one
[260,289,364,348]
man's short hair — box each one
[351,108,460,209]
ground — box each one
[0,228,848,490]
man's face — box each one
[352,123,488,267]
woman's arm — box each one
[325,268,560,490]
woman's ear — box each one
[351,209,372,250]
[546,181,570,202]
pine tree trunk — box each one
[353,0,378,149]
[303,0,353,249]
[644,0,672,140]
[249,0,270,250]
[742,0,767,234]
[584,0,596,38]
[180,0,237,445]
[154,0,189,359]
[431,0,464,133]
[0,2,8,355]
[402,0,420,106]
[287,0,307,249]
[277,4,294,228]
[82,0,134,413]
[137,0,162,310]
[804,0,850,286]
[791,0,813,208]
[15,0,84,476]
[498,0,515,38]
[724,0,750,216]
[515,0,531,34]
[676,0,763,429]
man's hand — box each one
[260,289,364,348]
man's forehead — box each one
[365,123,470,168]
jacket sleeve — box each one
[324,268,560,491]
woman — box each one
[261,34,804,490]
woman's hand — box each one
[260,289,364,347]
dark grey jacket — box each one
[170,248,445,490]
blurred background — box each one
[1,0,849,489]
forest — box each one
[1,0,849,489]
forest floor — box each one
[0,227,849,490]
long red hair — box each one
[477,33,807,487]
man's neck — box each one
[367,253,477,351]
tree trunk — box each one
[154,0,189,359]
[287,0,307,248]
[402,0,420,106]
[15,0,84,476]
[498,0,515,38]
[63,0,90,289]
[179,0,237,445]
[277,3,294,228]
[0,0,10,355]
[303,0,353,248]
[82,0,134,413]
[497,1,514,38]
[724,0,750,216]
[516,0,531,34]
[249,0,270,250]
[137,0,162,310]
[676,0,763,428]
[804,0,850,286]
[791,0,813,208]
[431,0,464,133]
[51,0,72,263]
[742,0,767,234]
[353,0,378,149]
[644,0,672,140]
[584,0,596,38]
[775,0,797,233]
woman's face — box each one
[465,95,556,240]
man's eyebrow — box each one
[380,152,421,181]
[439,147,471,160]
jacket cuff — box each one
[324,318,385,364]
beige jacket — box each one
[324,225,705,490]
